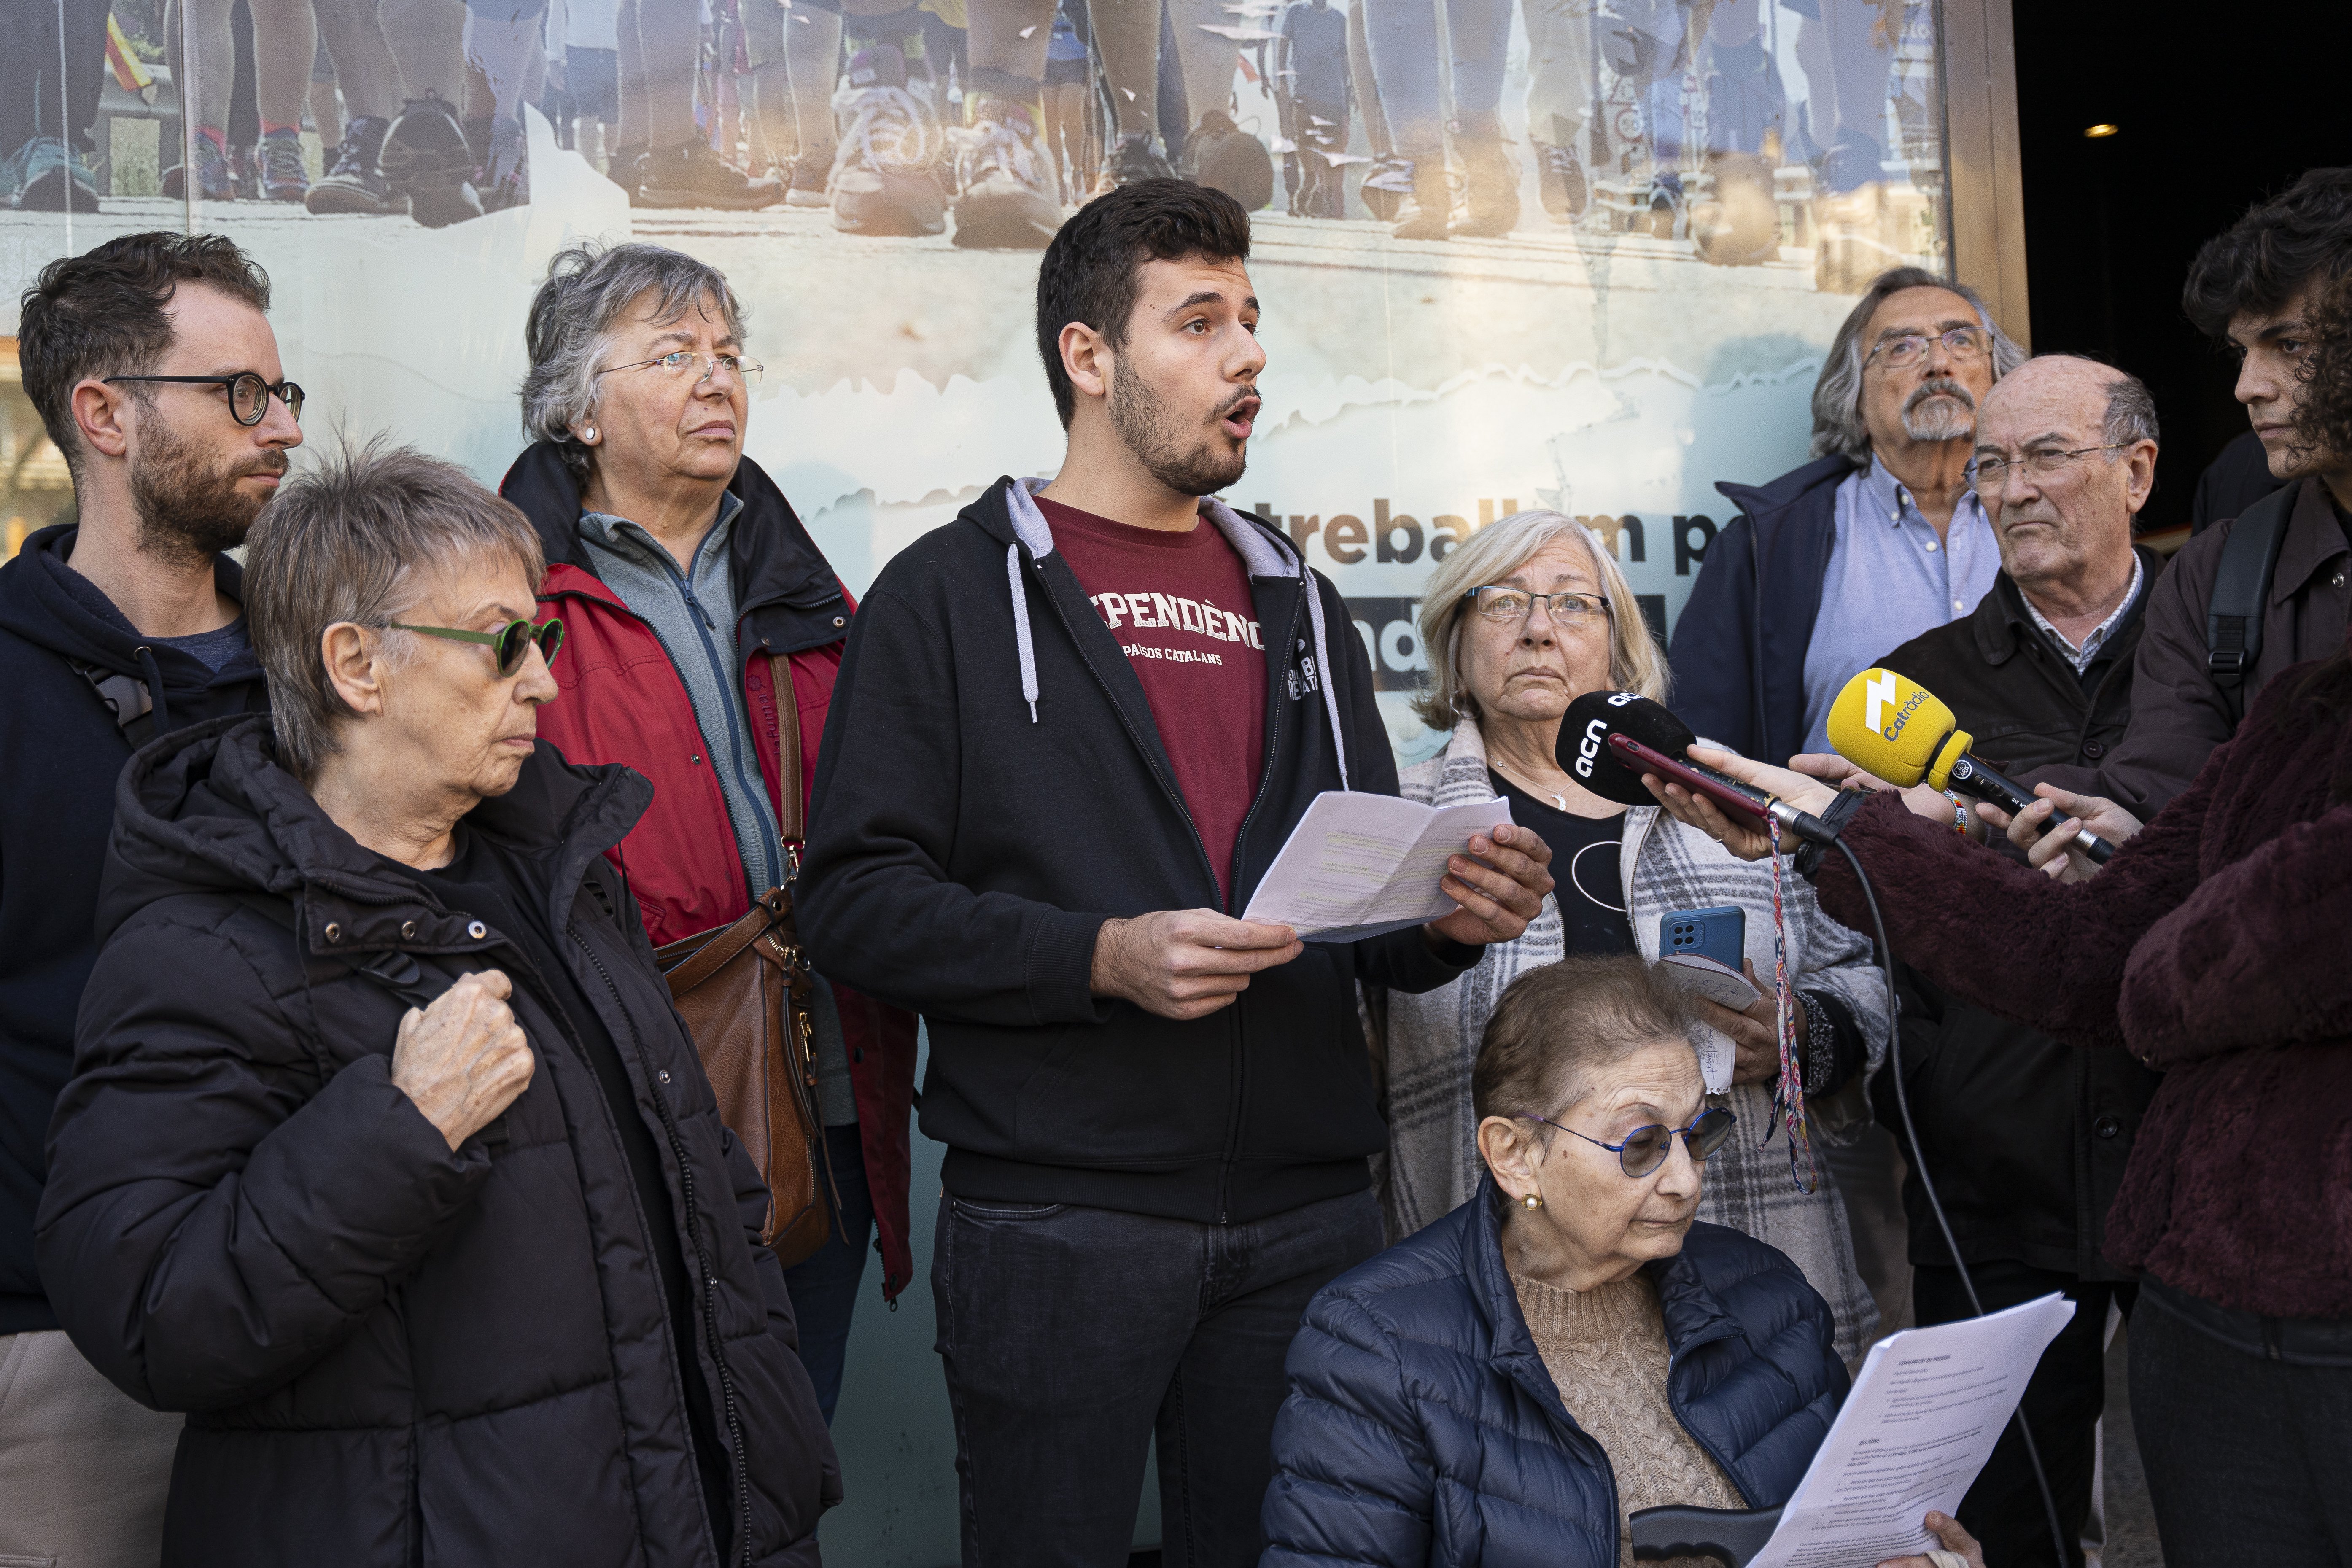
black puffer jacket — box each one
[38,716,838,1567]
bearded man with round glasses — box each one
[0,231,296,1568]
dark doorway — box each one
[2009,1,2349,534]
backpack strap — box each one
[2206,483,2298,725]
[232,892,451,1010]
[72,662,157,748]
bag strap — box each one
[73,661,157,747]
[659,888,789,990]
[232,892,453,1010]
[2206,483,2298,725]
[770,651,804,850]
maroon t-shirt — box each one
[1040,496,1269,902]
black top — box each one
[0,525,269,1333]
[389,824,730,1549]
[1487,771,1633,955]
[796,475,1479,1226]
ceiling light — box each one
[2084,124,2119,138]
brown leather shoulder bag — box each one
[653,653,833,1266]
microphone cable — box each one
[1832,836,2074,1568]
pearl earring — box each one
[581,426,597,442]
[1521,1193,1544,1210]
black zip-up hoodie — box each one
[0,523,267,1332]
[799,477,1478,1224]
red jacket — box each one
[502,443,918,1301]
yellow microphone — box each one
[1826,668,2115,863]
[1825,668,1972,790]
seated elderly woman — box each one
[35,441,837,1567]
[1261,955,1983,1568]
[1372,508,1888,1360]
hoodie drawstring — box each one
[1002,479,1352,787]
[135,645,172,736]
[1299,582,1350,791]
[1005,544,1040,722]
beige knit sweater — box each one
[1511,1269,1746,1568]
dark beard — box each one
[128,413,282,569]
[1107,361,1248,497]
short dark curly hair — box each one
[1034,178,1252,429]
[16,231,272,477]
[2181,168,2352,342]
[2290,275,2352,478]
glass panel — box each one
[0,0,1964,1544]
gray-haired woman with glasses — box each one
[1369,508,1891,1361]
[498,241,919,1426]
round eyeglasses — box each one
[389,616,565,677]
[102,372,305,427]
[1517,1105,1736,1178]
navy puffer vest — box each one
[1261,1178,1845,1567]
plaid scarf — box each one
[1369,719,1887,1359]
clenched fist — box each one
[390,969,536,1150]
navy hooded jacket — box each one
[0,524,267,1332]
[1666,455,1856,766]
[1261,1180,1845,1567]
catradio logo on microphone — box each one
[1863,671,1933,742]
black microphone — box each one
[1943,755,2117,864]
[1559,690,1843,847]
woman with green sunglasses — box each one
[388,615,565,678]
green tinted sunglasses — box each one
[390,616,564,676]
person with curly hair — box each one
[2062,169,2352,830]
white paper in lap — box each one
[1244,792,1514,940]
[1747,1294,2076,1568]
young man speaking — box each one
[801,181,1553,1566]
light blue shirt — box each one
[1799,455,2000,755]
[577,493,857,1126]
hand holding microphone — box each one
[1976,786,2143,881]
[1825,668,2120,864]
[1557,690,1840,862]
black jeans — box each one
[932,1185,1383,1568]
[1913,1260,2134,1568]
[780,1123,874,1423]
[2131,1280,2352,1568]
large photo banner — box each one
[3,0,1948,752]
[0,0,1953,1555]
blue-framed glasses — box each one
[1517,1105,1736,1178]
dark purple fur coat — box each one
[1817,654,2352,1319]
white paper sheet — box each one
[1654,954,1756,1093]
[1746,1294,2077,1568]
[1242,792,1515,940]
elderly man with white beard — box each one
[1669,265,2027,766]
[1665,263,2025,1359]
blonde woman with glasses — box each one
[1370,509,1890,1360]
